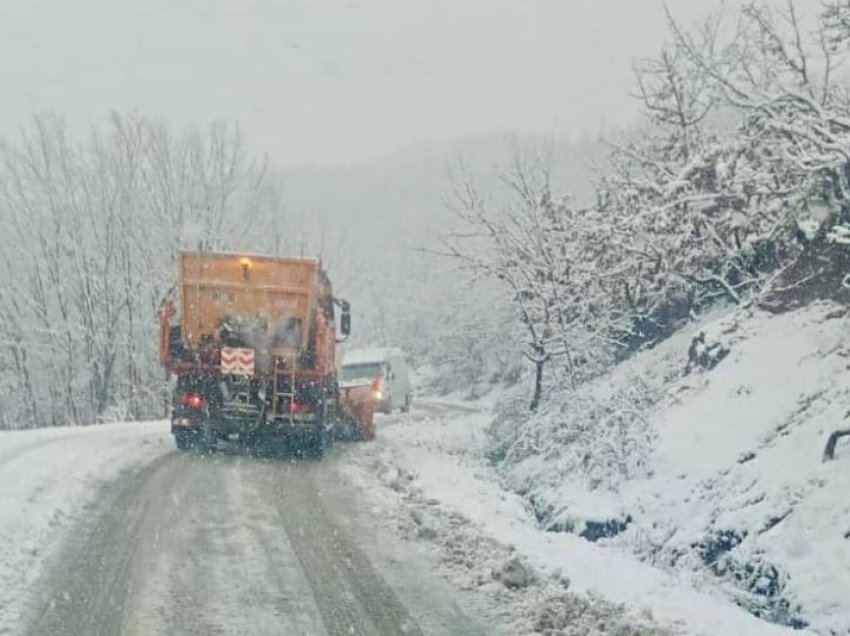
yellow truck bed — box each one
[177,250,320,352]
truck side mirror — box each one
[341,311,351,337]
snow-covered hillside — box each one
[347,401,803,634]
[497,302,850,634]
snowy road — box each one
[2,396,800,636]
[1,417,496,636]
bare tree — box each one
[0,113,272,428]
[442,155,632,409]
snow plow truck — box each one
[158,249,374,456]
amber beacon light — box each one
[239,257,252,280]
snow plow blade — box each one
[338,385,375,441]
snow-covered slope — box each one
[346,400,804,635]
[501,302,850,634]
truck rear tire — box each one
[195,423,217,454]
[309,426,329,459]
[360,418,375,442]
[174,430,196,452]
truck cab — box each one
[339,348,412,414]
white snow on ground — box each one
[498,302,850,634]
[622,303,850,634]
[346,402,801,635]
[5,300,848,636]
[0,420,170,634]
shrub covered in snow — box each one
[490,371,660,494]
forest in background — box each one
[6,2,850,429]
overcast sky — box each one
[0,1,809,167]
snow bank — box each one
[498,302,850,634]
[0,421,171,633]
[351,400,796,635]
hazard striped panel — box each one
[221,347,255,376]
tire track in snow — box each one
[24,452,179,636]
[22,446,489,636]
[259,460,424,636]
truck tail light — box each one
[290,400,310,415]
[181,393,206,410]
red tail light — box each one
[181,393,206,410]
[290,400,310,415]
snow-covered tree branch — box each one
[0,114,275,428]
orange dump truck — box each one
[158,250,373,456]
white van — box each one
[339,347,412,414]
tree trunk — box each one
[530,358,544,412]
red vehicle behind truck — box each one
[158,249,373,456]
